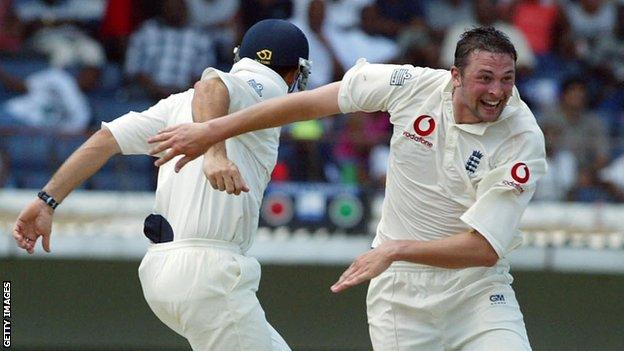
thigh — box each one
[184,254,289,351]
[268,322,292,351]
[447,282,531,351]
[138,253,187,336]
[460,329,531,351]
[367,271,444,351]
[184,295,279,351]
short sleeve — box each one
[201,65,263,113]
[201,67,237,106]
[338,59,423,114]
[460,130,547,257]
[124,24,148,76]
[102,97,173,155]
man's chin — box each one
[478,110,502,122]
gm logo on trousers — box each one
[489,294,506,305]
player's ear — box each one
[451,66,462,88]
[284,68,299,87]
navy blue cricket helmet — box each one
[234,19,312,91]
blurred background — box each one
[0,0,623,350]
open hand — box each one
[147,122,216,172]
[330,242,397,293]
[12,199,54,254]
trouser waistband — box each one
[146,238,242,255]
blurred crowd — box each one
[0,0,623,203]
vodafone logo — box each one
[511,162,530,183]
[413,115,436,136]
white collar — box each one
[230,58,289,94]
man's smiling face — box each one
[451,50,516,124]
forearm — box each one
[388,230,499,269]
[208,81,341,142]
[43,128,121,202]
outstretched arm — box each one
[148,81,342,171]
[12,128,121,253]
[330,230,499,293]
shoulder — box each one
[498,113,545,162]
[343,59,447,89]
[201,67,252,96]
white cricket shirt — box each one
[338,59,547,257]
[104,58,286,253]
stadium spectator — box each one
[238,0,293,35]
[392,29,440,69]
[185,0,239,30]
[123,0,214,101]
[285,119,327,181]
[360,0,426,40]
[0,0,24,53]
[537,26,586,82]
[561,0,616,60]
[184,0,239,70]
[539,77,612,202]
[14,0,106,68]
[312,0,398,69]
[589,2,624,156]
[539,77,610,172]
[589,1,624,84]
[440,0,535,75]
[511,0,562,56]
[600,153,624,194]
[566,166,624,202]
[99,0,156,63]
[291,0,345,88]
[0,64,91,133]
[333,111,391,185]
[532,122,577,201]
[424,0,474,42]
[588,1,624,91]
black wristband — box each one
[37,191,59,210]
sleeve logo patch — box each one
[511,162,530,183]
[502,162,530,194]
[247,79,264,97]
[390,68,413,86]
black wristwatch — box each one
[37,191,59,210]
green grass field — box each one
[2,259,623,350]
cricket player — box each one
[12,19,311,351]
[147,27,547,350]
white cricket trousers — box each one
[367,260,532,351]
[138,238,290,351]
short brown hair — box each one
[453,26,517,72]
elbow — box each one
[479,241,500,267]
[193,79,207,92]
[481,250,499,267]
[472,230,500,267]
[92,127,121,156]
